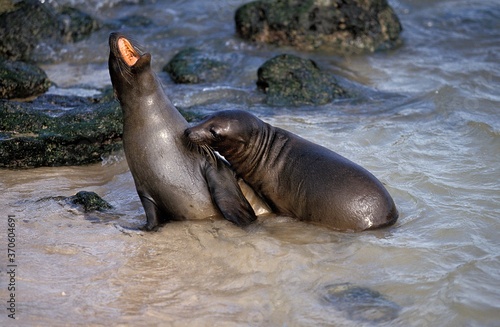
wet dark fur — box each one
[185,110,399,232]
[108,33,257,230]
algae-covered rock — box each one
[0,0,100,61]
[235,0,402,53]
[257,54,347,106]
[0,59,51,99]
[0,92,123,168]
[37,190,113,213]
[163,47,230,84]
[69,191,113,212]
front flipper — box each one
[138,194,162,231]
[204,161,257,227]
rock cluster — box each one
[0,0,404,168]
[235,0,402,53]
[0,0,99,61]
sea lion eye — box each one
[209,127,219,138]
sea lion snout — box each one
[184,127,208,145]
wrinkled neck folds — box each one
[225,121,283,180]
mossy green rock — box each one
[257,54,347,106]
[69,191,113,212]
[164,47,230,84]
[0,59,51,99]
[37,190,113,213]
[235,0,402,53]
[0,92,123,168]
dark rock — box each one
[0,1,15,13]
[69,191,113,212]
[235,0,402,53]
[58,6,100,43]
[164,47,230,84]
[0,91,123,168]
[257,54,347,106]
[0,59,51,99]
[0,0,61,61]
[37,190,113,213]
[321,283,401,323]
[0,0,99,61]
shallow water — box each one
[1,0,500,326]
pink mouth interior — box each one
[118,37,139,66]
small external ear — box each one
[132,53,152,71]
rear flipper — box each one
[138,194,162,231]
[204,161,257,227]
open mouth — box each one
[118,37,140,67]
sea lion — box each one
[108,33,259,230]
[185,110,398,232]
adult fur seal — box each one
[108,33,259,230]
[185,110,398,232]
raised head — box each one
[108,33,154,103]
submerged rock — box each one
[164,47,230,84]
[69,191,113,212]
[37,190,113,213]
[0,0,100,61]
[257,54,347,106]
[0,90,123,168]
[321,283,401,323]
[0,59,51,99]
[235,0,402,53]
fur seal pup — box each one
[185,110,398,232]
[108,33,258,230]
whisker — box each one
[184,133,218,166]
[114,54,133,85]
[118,63,133,85]
[202,144,218,167]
